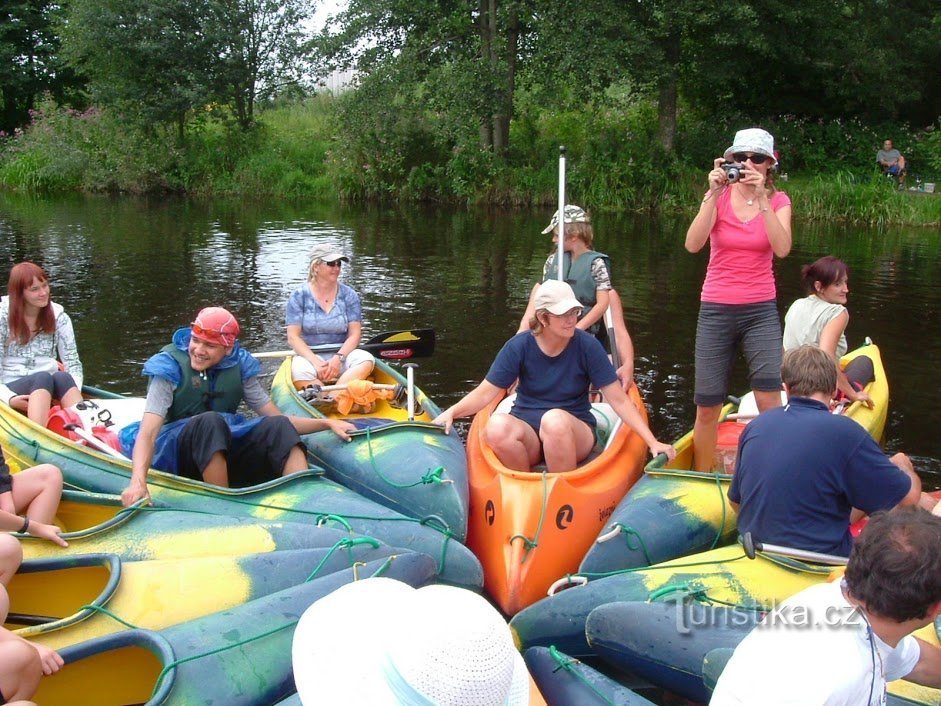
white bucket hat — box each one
[724,128,776,162]
[292,577,531,705]
[541,204,589,234]
[533,279,583,316]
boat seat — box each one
[493,394,617,469]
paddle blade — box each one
[364,329,435,359]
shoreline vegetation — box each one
[1,96,939,227]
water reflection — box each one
[1,192,939,485]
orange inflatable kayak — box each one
[466,385,650,615]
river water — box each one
[1,192,939,487]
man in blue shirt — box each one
[729,345,920,556]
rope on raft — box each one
[0,409,459,573]
[546,645,619,705]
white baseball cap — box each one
[533,279,583,316]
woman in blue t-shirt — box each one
[435,280,674,473]
[286,244,375,387]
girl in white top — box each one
[783,256,873,408]
[0,262,83,425]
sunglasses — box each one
[190,323,224,341]
[732,152,770,165]
[322,260,343,268]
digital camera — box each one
[722,162,746,183]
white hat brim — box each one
[292,577,407,704]
[292,578,531,706]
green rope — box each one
[648,580,770,613]
[315,514,354,533]
[303,536,382,582]
[710,471,729,550]
[76,603,144,629]
[0,406,463,574]
[611,524,654,566]
[363,427,449,488]
[146,556,398,699]
[577,550,752,581]
[509,470,549,564]
[547,645,617,705]
[648,582,705,603]
[150,619,296,699]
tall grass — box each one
[790,172,941,227]
[0,95,939,227]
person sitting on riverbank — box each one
[729,345,920,557]
[711,507,941,704]
[0,262,84,426]
[435,280,674,472]
[286,244,375,390]
[0,445,67,548]
[877,138,907,186]
[120,307,353,506]
[783,255,874,408]
[1,533,65,704]
[517,206,635,389]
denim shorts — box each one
[695,300,783,406]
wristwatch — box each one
[336,353,346,363]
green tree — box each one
[0,0,81,134]
[60,0,313,135]
[316,0,526,155]
[204,0,314,129]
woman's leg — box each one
[0,638,42,704]
[740,301,784,413]
[52,371,82,409]
[335,360,374,385]
[693,304,737,472]
[6,373,57,426]
[25,391,53,426]
[538,409,597,473]
[335,349,375,385]
[485,413,542,472]
[10,464,63,524]
[693,405,723,472]
[290,356,322,389]
[0,534,22,585]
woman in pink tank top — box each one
[684,128,793,471]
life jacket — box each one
[542,250,610,315]
[163,344,244,422]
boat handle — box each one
[547,575,588,596]
[596,523,624,543]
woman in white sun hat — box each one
[685,127,792,472]
[291,577,533,705]
[434,280,674,473]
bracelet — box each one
[18,516,29,534]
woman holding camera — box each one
[685,128,792,472]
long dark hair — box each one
[7,262,54,344]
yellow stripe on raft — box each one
[11,556,254,650]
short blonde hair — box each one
[556,221,594,248]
